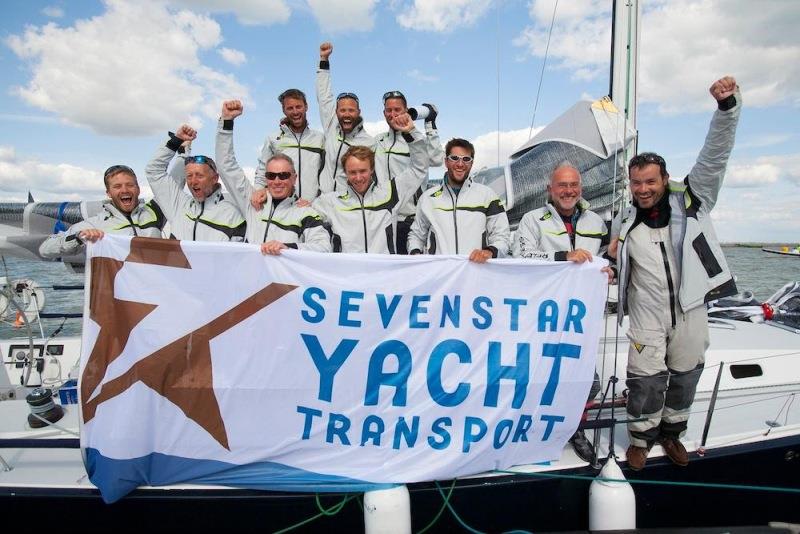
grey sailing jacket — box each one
[513,200,608,260]
[254,123,325,201]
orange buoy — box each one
[13,310,24,328]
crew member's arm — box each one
[421,104,445,166]
[39,221,93,259]
[390,113,429,206]
[477,194,511,261]
[215,100,256,216]
[145,125,196,225]
[407,199,431,255]
[316,42,336,132]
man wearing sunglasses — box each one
[252,89,325,202]
[216,100,331,255]
[316,42,375,194]
[376,90,444,254]
[40,165,167,260]
[610,77,742,471]
[311,112,428,254]
[408,139,511,263]
[146,125,246,242]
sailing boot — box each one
[569,430,595,463]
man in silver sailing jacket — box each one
[513,161,609,462]
[610,76,741,470]
[375,90,444,254]
[311,112,428,254]
[216,100,331,254]
[40,164,166,259]
[253,89,325,201]
[408,138,511,263]
[145,125,246,242]
[316,42,375,194]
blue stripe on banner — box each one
[86,448,392,503]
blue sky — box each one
[1,0,798,242]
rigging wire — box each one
[527,0,559,140]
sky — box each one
[0,0,798,243]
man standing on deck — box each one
[513,161,610,463]
[145,125,246,242]
[408,138,511,263]
[610,76,742,470]
[39,164,166,259]
[316,42,375,194]
[375,90,444,253]
[253,89,325,202]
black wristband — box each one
[222,119,234,131]
[717,94,737,111]
[284,243,298,249]
[485,246,498,259]
[554,251,568,261]
[401,132,415,143]
[410,249,422,255]
[166,135,183,152]
[319,60,330,70]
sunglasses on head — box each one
[104,164,136,179]
[266,171,293,181]
[382,90,406,103]
[336,92,360,103]
[630,153,666,167]
[446,155,474,163]
[185,155,217,173]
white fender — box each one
[363,485,411,534]
[589,457,636,530]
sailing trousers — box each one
[624,223,709,448]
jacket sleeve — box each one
[145,139,186,227]
[311,195,332,225]
[407,199,431,254]
[215,119,256,217]
[38,220,92,259]
[393,130,429,207]
[297,210,332,253]
[425,122,445,167]
[513,211,555,260]
[254,133,275,189]
[316,63,337,133]
[484,195,511,258]
[686,88,742,212]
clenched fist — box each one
[221,100,243,120]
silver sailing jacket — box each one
[39,200,166,258]
[145,142,246,242]
[216,121,331,252]
[374,123,444,220]
[612,90,742,324]
[253,123,325,201]
[513,200,608,260]
[311,129,428,254]
[316,65,375,194]
[407,177,511,257]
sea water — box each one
[0,246,798,339]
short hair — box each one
[103,164,137,190]
[445,138,475,158]
[266,153,296,174]
[629,152,668,179]
[341,145,375,171]
[382,90,407,107]
[278,88,307,105]
[550,161,581,182]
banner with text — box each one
[80,235,608,503]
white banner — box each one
[80,235,608,502]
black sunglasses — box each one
[185,155,217,173]
[382,90,406,103]
[104,164,136,179]
[336,92,360,103]
[266,171,293,181]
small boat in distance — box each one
[762,245,800,257]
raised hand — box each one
[222,100,243,120]
[709,76,737,102]
[389,112,414,133]
[176,124,197,142]
[320,42,333,61]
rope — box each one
[528,0,559,140]
[271,494,355,534]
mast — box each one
[609,0,640,153]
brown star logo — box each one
[81,237,297,450]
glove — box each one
[422,103,438,129]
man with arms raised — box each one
[312,112,428,254]
[216,100,331,254]
[146,125,246,242]
[316,42,375,194]
[611,76,741,470]
[40,165,166,258]
[408,139,511,263]
[513,162,609,462]
[376,91,443,253]
[253,89,325,201]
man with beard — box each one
[513,162,610,463]
[316,42,375,194]
[40,164,166,258]
[216,100,331,254]
[408,138,510,263]
[253,88,325,202]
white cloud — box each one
[168,0,291,25]
[41,6,64,18]
[407,69,438,83]
[219,47,247,66]
[725,162,781,188]
[470,127,542,172]
[514,0,800,114]
[0,145,105,200]
[307,0,377,32]
[6,0,250,136]
[363,119,389,137]
[396,0,492,33]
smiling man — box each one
[408,138,511,263]
[252,89,325,202]
[611,76,742,471]
[40,164,167,258]
[316,42,375,194]
[215,100,330,255]
[145,124,245,242]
